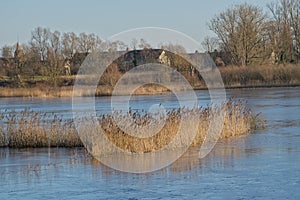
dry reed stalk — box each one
[219,64,300,87]
[0,100,263,152]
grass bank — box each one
[1,64,300,97]
[0,100,264,153]
[219,64,300,87]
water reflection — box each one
[1,88,300,199]
[0,135,252,179]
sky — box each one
[1,0,273,52]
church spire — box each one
[14,42,22,59]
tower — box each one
[14,42,24,61]
[14,42,24,71]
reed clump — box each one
[0,100,264,152]
[0,109,82,148]
[98,100,259,154]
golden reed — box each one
[0,100,264,152]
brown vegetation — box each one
[209,1,300,66]
[98,100,256,154]
[0,100,264,152]
[1,64,300,97]
[0,109,81,148]
[220,64,300,87]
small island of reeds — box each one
[0,100,264,153]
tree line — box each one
[0,27,156,86]
[1,28,130,60]
[202,0,300,66]
[0,25,191,87]
[1,0,300,87]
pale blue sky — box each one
[1,0,273,50]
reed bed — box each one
[97,100,259,154]
[0,100,264,153]
[219,64,300,87]
[0,110,82,148]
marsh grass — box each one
[0,100,264,153]
[1,64,300,97]
[0,110,82,148]
[220,64,300,87]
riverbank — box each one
[1,83,300,98]
[0,64,299,97]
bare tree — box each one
[107,40,128,52]
[116,40,128,51]
[2,45,13,58]
[209,4,268,66]
[78,33,99,53]
[130,38,138,50]
[268,0,300,62]
[107,41,118,52]
[62,32,78,59]
[201,36,219,52]
[78,33,88,53]
[138,38,151,49]
[47,30,63,86]
[161,43,186,54]
[30,27,50,61]
[20,43,41,76]
[288,0,300,56]
[98,40,110,52]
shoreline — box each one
[0,83,300,98]
[1,63,300,97]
